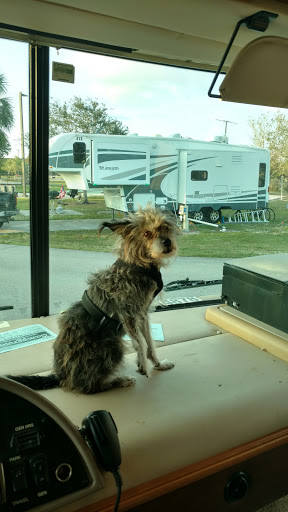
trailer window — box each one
[73,142,87,164]
[49,156,57,167]
[259,163,266,187]
[191,170,208,181]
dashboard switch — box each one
[10,462,27,493]
[30,456,49,487]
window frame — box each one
[191,170,208,181]
[258,162,266,188]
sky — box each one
[0,37,284,158]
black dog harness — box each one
[113,259,163,298]
[82,290,122,331]
[82,260,163,329]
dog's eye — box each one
[144,230,153,239]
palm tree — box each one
[0,73,14,159]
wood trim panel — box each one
[127,443,288,512]
[78,425,288,512]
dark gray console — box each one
[0,377,103,512]
[222,254,288,334]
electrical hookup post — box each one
[179,204,189,231]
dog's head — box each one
[99,206,181,267]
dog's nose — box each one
[163,238,171,247]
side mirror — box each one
[73,142,86,164]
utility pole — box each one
[19,92,28,197]
[216,119,237,141]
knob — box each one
[224,471,250,502]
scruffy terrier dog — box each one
[8,206,180,394]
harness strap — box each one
[114,260,163,297]
[82,290,122,331]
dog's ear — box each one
[99,218,132,236]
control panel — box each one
[0,377,103,512]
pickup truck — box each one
[0,185,18,228]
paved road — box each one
[1,217,104,232]
[1,244,229,321]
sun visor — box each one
[219,36,288,108]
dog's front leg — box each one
[142,319,175,372]
[123,319,150,377]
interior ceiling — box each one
[2,0,288,70]
[37,0,288,69]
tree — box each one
[0,74,14,161]
[49,96,129,137]
[2,156,22,177]
[249,111,288,179]
[49,96,129,203]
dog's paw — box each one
[136,360,149,377]
[136,367,149,378]
[119,376,136,387]
[154,359,175,371]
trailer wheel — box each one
[192,210,204,221]
[209,209,221,223]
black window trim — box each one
[191,170,208,181]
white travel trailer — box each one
[49,133,270,222]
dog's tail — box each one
[6,374,60,390]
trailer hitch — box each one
[164,278,222,292]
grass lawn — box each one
[15,195,113,221]
[1,198,288,258]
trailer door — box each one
[258,161,269,207]
[94,142,150,185]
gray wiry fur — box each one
[8,207,180,394]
